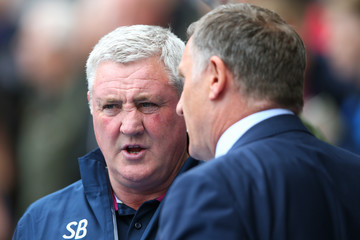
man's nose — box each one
[176,95,184,116]
[119,110,144,136]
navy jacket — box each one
[13,148,201,240]
[157,114,360,240]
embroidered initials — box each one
[63,219,88,239]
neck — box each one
[112,150,189,210]
[210,95,277,157]
[114,188,166,210]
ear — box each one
[208,56,229,100]
[87,91,90,103]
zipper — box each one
[105,167,119,240]
[111,203,119,240]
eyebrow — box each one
[95,98,121,106]
[133,95,151,103]
[134,94,165,103]
[94,93,165,107]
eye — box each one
[138,102,159,114]
[102,104,121,115]
[103,104,116,109]
[140,102,156,108]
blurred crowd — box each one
[0,0,359,239]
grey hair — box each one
[86,25,185,112]
[188,3,306,113]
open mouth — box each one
[126,145,144,154]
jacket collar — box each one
[78,148,108,195]
[78,148,202,240]
[230,114,312,151]
[78,148,115,237]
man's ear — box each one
[87,91,90,103]
[208,56,228,100]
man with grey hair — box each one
[13,25,201,240]
[157,3,360,239]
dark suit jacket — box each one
[157,114,360,240]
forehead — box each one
[178,39,193,75]
[93,58,176,99]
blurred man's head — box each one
[15,1,75,92]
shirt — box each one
[215,109,294,158]
[116,198,160,240]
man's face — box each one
[177,39,213,160]
[91,58,187,192]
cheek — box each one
[93,115,120,142]
[182,92,196,125]
[182,83,196,113]
[145,111,186,139]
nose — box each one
[119,110,144,136]
[176,94,184,116]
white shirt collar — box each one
[215,109,294,158]
[114,194,123,204]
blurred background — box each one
[1,0,359,239]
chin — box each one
[121,169,153,184]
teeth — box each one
[126,145,142,154]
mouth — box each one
[123,145,146,155]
